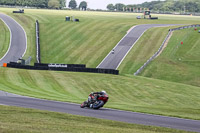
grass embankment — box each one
[0,68,200,120]
[0,105,192,133]
[1,8,200,67]
[0,7,200,122]
[118,26,171,74]
[0,19,10,59]
[140,28,200,87]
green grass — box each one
[0,67,200,120]
[0,105,192,133]
[118,26,172,74]
[1,8,200,67]
[140,28,200,87]
[0,9,37,63]
[0,19,10,59]
[0,7,200,123]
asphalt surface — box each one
[97,24,179,70]
[0,13,27,66]
[0,91,200,132]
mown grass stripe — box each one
[0,19,10,59]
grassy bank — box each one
[1,8,200,67]
[0,7,200,122]
[140,28,200,87]
[118,26,171,74]
[0,19,10,59]
[0,105,192,133]
[0,68,200,120]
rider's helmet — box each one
[101,90,106,94]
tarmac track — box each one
[97,24,180,70]
[0,13,27,66]
[0,91,200,132]
[0,14,199,132]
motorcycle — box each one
[80,93,109,109]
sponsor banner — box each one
[48,64,68,68]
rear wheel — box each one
[93,100,104,109]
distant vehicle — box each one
[80,91,109,109]
[136,16,141,19]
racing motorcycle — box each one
[80,92,109,109]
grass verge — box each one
[0,105,193,133]
[118,26,171,74]
[140,28,200,87]
[1,8,200,67]
[0,19,10,59]
[0,68,200,120]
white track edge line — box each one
[96,25,138,68]
[116,29,148,70]
[0,17,12,61]
[8,15,28,58]
[0,14,27,62]
[116,24,180,70]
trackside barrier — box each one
[34,63,86,68]
[36,20,40,63]
[134,24,200,76]
[6,62,119,75]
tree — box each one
[48,0,60,9]
[69,0,77,9]
[59,0,66,8]
[79,1,87,10]
[107,4,115,11]
[115,3,125,11]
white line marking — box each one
[116,28,148,70]
[0,15,12,61]
[0,13,27,62]
[96,25,138,68]
[97,24,180,70]
[7,15,28,58]
[117,24,180,70]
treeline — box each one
[0,0,66,9]
[107,0,200,13]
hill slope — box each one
[141,28,200,87]
[0,19,9,59]
[0,68,200,120]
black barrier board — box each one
[6,62,119,75]
[34,63,86,68]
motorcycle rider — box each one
[88,90,107,108]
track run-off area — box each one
[0,13,200,132]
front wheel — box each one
[93,100,104,109]
[80,101,88,108]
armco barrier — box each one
[134,24,200,76]
[6,62,119,75]
[36,20,41,63]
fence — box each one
[134,24,200,76]
[6,62,119,75]
[36,20,41,63]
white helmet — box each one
[101,90,106,94]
